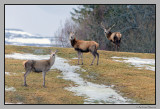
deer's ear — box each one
[49,49,55,54]
[54,50,58,54]
[50,51,53,54]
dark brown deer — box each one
[101,22,122,51]
[69,32,99,65]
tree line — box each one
[54,5,155,53]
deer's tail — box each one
[23,60,28,68]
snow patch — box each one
[5,53,50,60]
[5,86,16,92]
[65,83,129,104]
[5,72,16,75]
[111,56,155,71]
[52,56,133,104]
[5,102,23,104]
[5,37,51,45]
[5,72,11,75]
[72,57,78,59]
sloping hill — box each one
[5,45,155,104]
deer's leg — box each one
[81,53,83,65]
[77,51,81,65]
[96,51,99,65]
[90,51,96,65]
[118,43,120,51]
[111,42,114,51]
[115,44,117,51]
[117,46,120,51]
[42,71,46,88]
[24,70,31,86]
[118,38,121,51]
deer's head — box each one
[50,50,58,58]
[68,32,76,41]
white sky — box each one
[5,5,78,36]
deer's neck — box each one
[49,56,55,67]
[71,38,77,47]
[106,31,112,39]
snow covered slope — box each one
[5,29,55,47]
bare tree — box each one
[54,19,77,48]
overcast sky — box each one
[5,5,78,36]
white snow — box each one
[111,56,155,71]
[5,86,16,92]
[5,102,23,104]
[5,53,50,60]
[5,29,53,47]
[5,72,16,75]
[5,53,134,104]
[65,84,129,104]
[5,72,11,75]
[52,57,132,104]
[5,37,51,45]
[5,30,34,36]
[72,57,78,59]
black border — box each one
[4,4,156,105]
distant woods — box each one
[54,5,155,53]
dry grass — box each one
[5,45,155,104]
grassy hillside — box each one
[5,45,155,104]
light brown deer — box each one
[101,22,122,51]
[23,50,57,87]
[69,32,99,65]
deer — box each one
[23,50,57,88]
[101,22,122,51]
[68,32,99,65]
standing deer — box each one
[69,32,99,65]
[23,50,57,88]
[101,22,122,51]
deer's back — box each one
[75,40,99,51]
[24,60,50,72]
